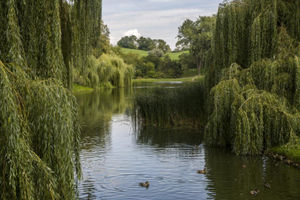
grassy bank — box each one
[133,75,204,83]
[270,137,300,164]
[120,48,188,60]
[121,48,149,57]
[73,84,94,94]
[168,51,189,60]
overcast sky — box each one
[102,0,222,49]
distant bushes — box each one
[120,50,184,78]
[74,54,134,88]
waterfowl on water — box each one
[139,181,150,188]
[285,159,292,165]
[197,169,206,174]
[264,183,271,189]
[250,189,260,196]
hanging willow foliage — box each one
[0,61,81,200]
[205,78,297,155]
[0,0,26,68]
[202,0,300,155]
[207,0,300,89]
[71,0,103,74]
[0,0,108,199]
[74,54,134,88]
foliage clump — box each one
[0,0,109,199]
[0,62,81,200]
[74,54,134,88]
[205,76,298,155]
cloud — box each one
[103,0,221,49]
[109,35,117,45]
[123,29,141,38]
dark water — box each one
[76,84,300,200]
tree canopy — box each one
[0,0,105,199]
[176,16,215,71]
[117,35,171,53]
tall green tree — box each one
[0,0,104,199]
[117,35,138,49]
[138,37,156,51]
[176,16,215,73]
[154,39,171,53]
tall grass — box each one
[134,80,207,129]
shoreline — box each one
[133,75,204,83]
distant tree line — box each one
[117,35,171,53]
[118,48,183,78]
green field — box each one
[120,48,188,60]
[168,50,189,60]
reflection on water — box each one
[76,86,300,200]
[205,148,300,200]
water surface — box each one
[76,85,300,200]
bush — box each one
[74,54,134,88]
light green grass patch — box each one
[271,137,300,163]
[167,51,189,60]
[120,48,149,57]
[73,84,94,94]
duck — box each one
[197,169,206,174]
[284,159,292,165]
[250,189,260,196]
[139,181,150,188]
[264,183,271,189]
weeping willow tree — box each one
[0,0,108,199]
[74,54,134,88]
[0,62,81,199]
[205,0,300,155]
[208,0,300,88]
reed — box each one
[134,80,207,129]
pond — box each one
[76,83,300,200]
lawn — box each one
[120,48,149,57]
[271,137,300,164]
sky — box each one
[102,0,222,49]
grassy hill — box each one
[120,48,188,60]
